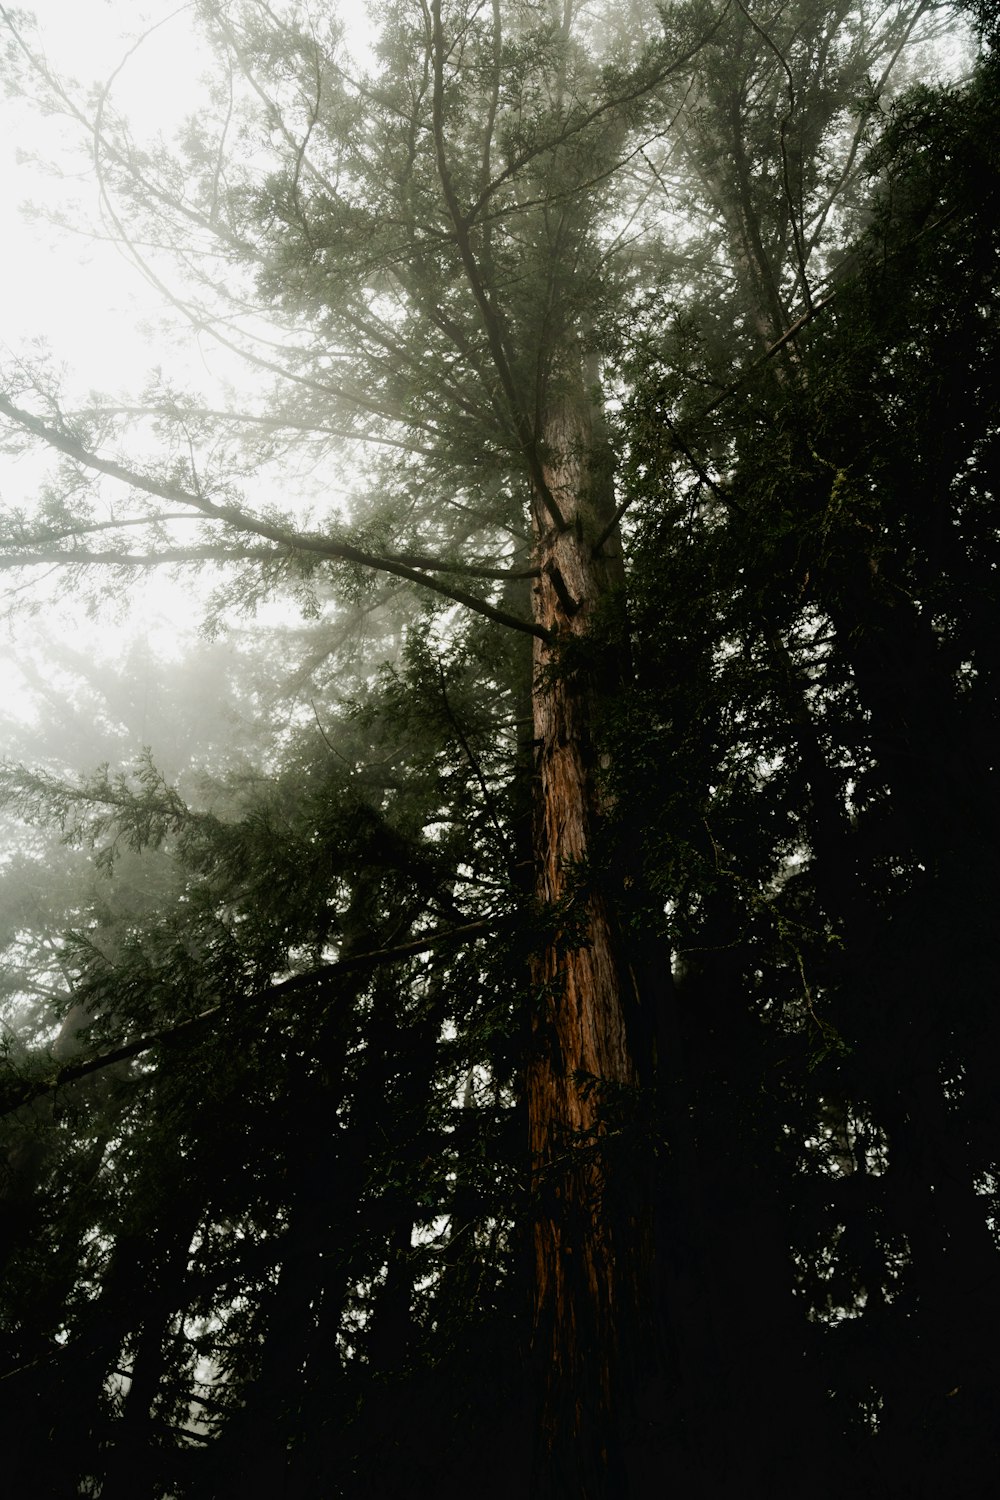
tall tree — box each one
[617,26,1000,1494]
[0,1,976,1494]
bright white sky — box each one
[1,2,214,387]
[1,4,199,720]
[1,0,374,384]
[0,1,308,720]
[0,0,976,731]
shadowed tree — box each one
[0,2,976,1494]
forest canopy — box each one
[0,2,998,1496]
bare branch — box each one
[0,547,279,570]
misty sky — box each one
[0,3,274,719]
[1,4,212,380]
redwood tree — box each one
[0,1,969,1494]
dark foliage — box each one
[612,46,1000,1495]
[1,12,998,1500]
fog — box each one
[0,4,992,1495]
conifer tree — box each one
[0,2,981,1495]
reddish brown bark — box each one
[527,374,644,1494]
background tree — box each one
[616,29,1000,1495]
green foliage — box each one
[0,3,994,1497]
[0,591,530,1495]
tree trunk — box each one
[526,371,647,1495]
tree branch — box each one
[428,0,566,532]
[733,0,812,312]
[463,1,735,226]
[599,203,962,542]
[0,917,509,1119]
[0,547,277,570]
[0,394,550,640]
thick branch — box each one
[386,550,539,580]
[0,917,506,1119]
[0,394,549,640]
[0,546,279,570]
